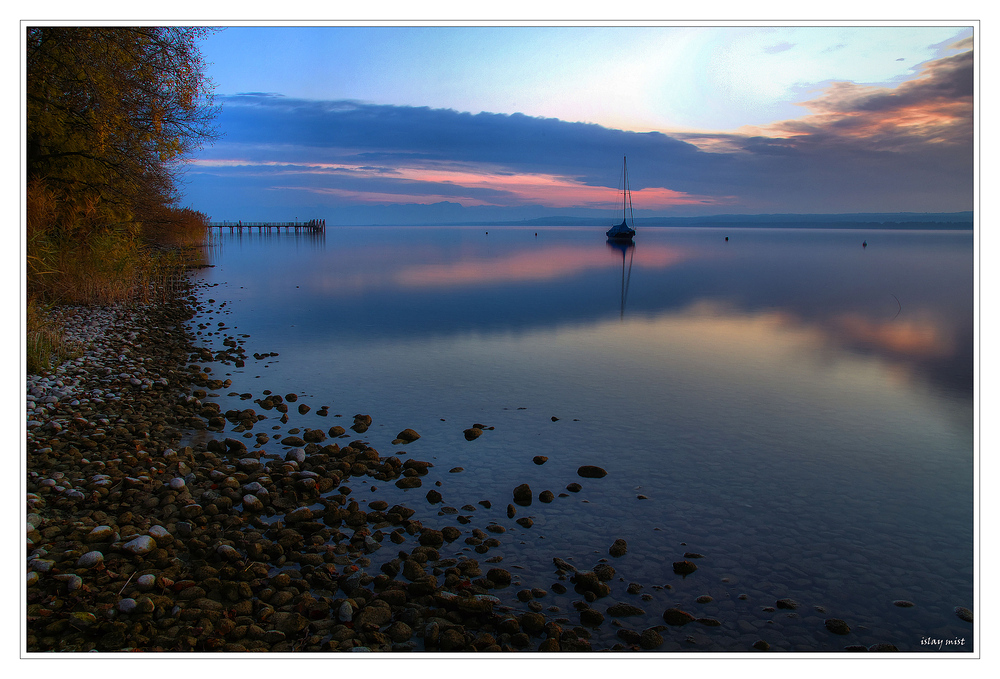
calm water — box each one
[189,225,974,652]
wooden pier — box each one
[208,219,325,232]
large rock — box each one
[577,465,607,478]
[609,539,628,557]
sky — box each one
[181,24,976,225]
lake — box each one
[188,225,974,652]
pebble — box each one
[122,535,156,556]
[86,525,117,542]
[76,551,104,568]
[577,465,607,478]
[825,618,851,635]
[673,560,697,576]
[54,573,83,591]
[954,606,973,622]
[147,525,170,540]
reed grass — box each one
[25,178,209,373]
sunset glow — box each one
[395,243,688,288]
[183,25,973,223]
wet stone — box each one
[607,602,645,617]
[577,465,607,479]
[673,560,697,576]
[662,608,695,626]
[396,428,420,443]
[955,606,973,622]
[580,609,605,627]
[825,618,851,635]
[639,628,664,649]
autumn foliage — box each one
[26,26,220,370]
[26,26,219,300]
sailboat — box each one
[606,155,636,242]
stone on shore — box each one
[122,535,156,556]
[395,428,420,443]
[76,551,104,568]
[825,619,851,635]
[673,560,697,576]
[662,608,695,626]
[513,484,532,505]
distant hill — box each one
[458,212,974,229]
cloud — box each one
[186,47,973,221]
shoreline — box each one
[24,268,974,654]
[25,271,611,652]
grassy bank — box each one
[25,178,209,374]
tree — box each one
[26,26,220,233]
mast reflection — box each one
[607,240,635,319]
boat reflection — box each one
[607,239,635,319]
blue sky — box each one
[182,24,975,225]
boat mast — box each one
[622,156,628,225]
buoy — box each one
[725,236,729,241]
[863,240,867,248]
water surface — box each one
[190,225,974,652]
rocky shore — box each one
[24,275,622,652]
[25,273,973,654]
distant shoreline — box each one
[317,212,973,229]
[459,211,975,229]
